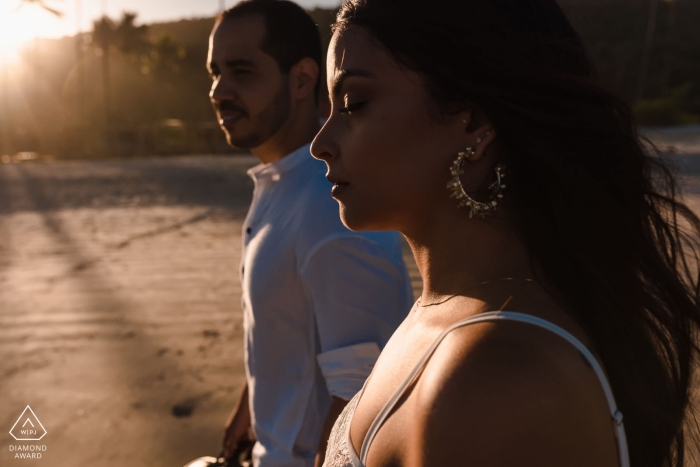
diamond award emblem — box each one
[10,406,47,441]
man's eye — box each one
[234,69,252,76]
[337,101,366,114]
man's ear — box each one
[290,57,319,101]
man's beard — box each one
[227,79,291,149]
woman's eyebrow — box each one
[331,68,377,96]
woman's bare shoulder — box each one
[406,319,619,467]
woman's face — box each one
[311,26,479,233]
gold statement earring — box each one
[447,147,506,218]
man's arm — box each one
[222,382,254,461]
[300,234,410,362]
[315,396,349,467]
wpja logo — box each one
[8,406,47,459]
[10,406,47,441]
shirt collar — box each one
[247,143,312,183]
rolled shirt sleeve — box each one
[300,233,412,400]
[316,342,380,400]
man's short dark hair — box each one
[215,0,323,101]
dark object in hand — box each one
[183,440,255,467]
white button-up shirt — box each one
[241,144,413,467]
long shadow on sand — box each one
[2,160,242,464]
[0,155,256,216]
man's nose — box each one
[210,76,235,103]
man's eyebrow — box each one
[225,58,256,68]
[331,69,377,96]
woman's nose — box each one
[310,125,336,162]
[310,141,332,162]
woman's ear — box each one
[459,110,473,128]
[455,109,496,162]
[467,125,496,161]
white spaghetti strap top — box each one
[322,311,630,467]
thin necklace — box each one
[416,277,535,308]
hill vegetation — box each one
[0,0,697,158]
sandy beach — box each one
[1,133,698,466]
[0,155,421,466]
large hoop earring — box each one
[447,147,506,219]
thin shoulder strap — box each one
[359,311,630,467]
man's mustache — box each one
[217,101,248,117]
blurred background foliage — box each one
[0,0,697,159]
[566,0,700,126]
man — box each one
[206,2,414,466]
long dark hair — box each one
[334,1,700,465]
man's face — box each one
[207,15,290,149]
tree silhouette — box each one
[636,0,659,102]
[16,0,62,17]
[92,16,116,127]
[114,13,150,58]
[148,35,186,79]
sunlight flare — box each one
[0,0,64,65]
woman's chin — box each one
[339,207,366,232]
[339,205,389,232]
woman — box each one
[310,1,700,466]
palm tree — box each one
[16,0,62,17]
[75,0,84,126]
[114,13,150,58]
[660,0,677,96]
[92,16,116,127]
[636,0,660,103]
[90,13,152,153]
[149,34,186,78]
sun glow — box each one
[0,1,65,65]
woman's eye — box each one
[337,101,366,114]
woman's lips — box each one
[331,183,349,197]
[326,175,349,198]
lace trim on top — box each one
[323,390,363,467]
[321,311,629,467]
